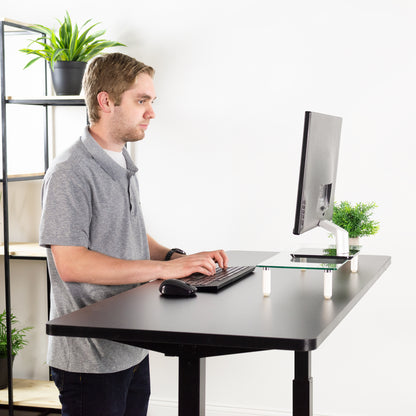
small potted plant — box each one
[332,201,380,245]
[0,310,32,389]
[20,11,125,95]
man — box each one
[39,52,228,416]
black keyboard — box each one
[182,265,256,293]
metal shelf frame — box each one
[1,18,84,415]
[6,98,85,106]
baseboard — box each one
[148,399,292,416]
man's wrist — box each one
[165,248,186,261]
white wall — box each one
[2,1,415,415]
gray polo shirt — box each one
[40,127,149,373]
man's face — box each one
[111,73,156,144]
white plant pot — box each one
[349,237,360,273]
[349,237,360,247]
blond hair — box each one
[82,53,154,123]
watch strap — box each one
[165,248,186,261]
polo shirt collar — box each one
[81,127,138,180]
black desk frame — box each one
[46,252,391,416]
[101,332,314,416]
[115,340,312,415]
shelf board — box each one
[6,96,85,106]
[0,378,61,409]
[0,173,45,182]
[1,17,33,25]
[0,243,46,258]
[0,18,37,34]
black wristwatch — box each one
[165,248,186,261]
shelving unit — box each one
[1,18,85,415]
[0,379,60,410]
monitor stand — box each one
[291,220,352,260]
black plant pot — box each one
[50,61,87,96]
[0,355,15,389]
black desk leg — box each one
[293,351,313,416]
[178,355,206,416]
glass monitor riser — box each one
[258,247,360,300]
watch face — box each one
[173,248,186,255]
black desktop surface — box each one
[46,251,391,353]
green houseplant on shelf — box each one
[20,11,125,95]
[332,201,380,246]
[0,310,32,389]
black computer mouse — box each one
[159,279,197,297]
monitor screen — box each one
[293,111,343,236]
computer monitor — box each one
[292,111,350,258]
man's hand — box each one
[160,250,228,280]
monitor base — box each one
[290,246,360,261]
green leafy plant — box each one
[20,11,125,70]
[332,201,380,239]
[0,310,32,357]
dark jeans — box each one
[51,355,150,416]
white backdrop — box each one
[2,1,415,415]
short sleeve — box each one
[39,167,91,248]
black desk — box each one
[46,251,391,416]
